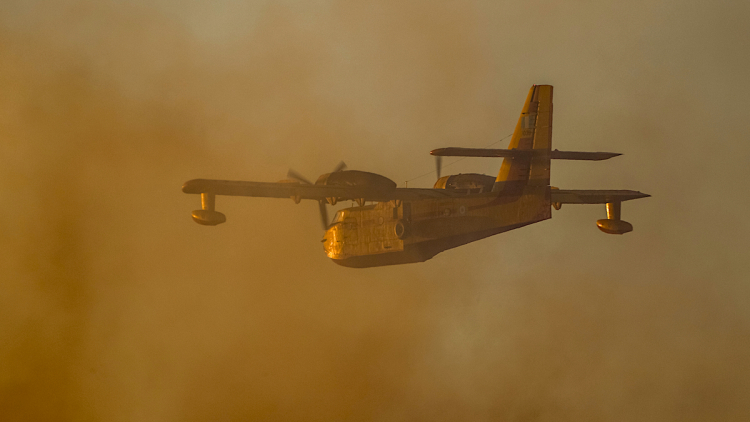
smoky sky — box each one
[1,1,749,421]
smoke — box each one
[1,0,749,421]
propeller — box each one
[286,162,347,229]
[435,155,443,180]
[318,201,329,230]
[332,161,347,173]
[286,168,314,185]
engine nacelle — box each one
[315,170,397,190]
[433,173,495,192]
[596,201,632,234]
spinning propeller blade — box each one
[286,169,313,185]
[332,161,347,173]
[287,162,347,229]
[318,200,329,229]
[435,156,443,180]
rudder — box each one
[493,85,553,192]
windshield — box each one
[332,211,345,224]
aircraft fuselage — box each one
[324,186,551,267]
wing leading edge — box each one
[184,180,649,204]
[182,179,466,202]
[551,189,650,204]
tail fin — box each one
[493,85,553,192]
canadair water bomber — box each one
[182,85,649,268]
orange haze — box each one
[1,1,749,420]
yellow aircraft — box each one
[183,85,649,268]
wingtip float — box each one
[183,85,649,267]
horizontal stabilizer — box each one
[430,148,620,161]
[550,150,621,160]
[551,189,650,204]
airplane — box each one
[182,85,649,268]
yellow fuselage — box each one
[323,186,551,267]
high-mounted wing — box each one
[182,179,463,202]
[549,189,650,235]
[182,177,471,226]
[184,181,650,204]
[183,179,351,201]
[550,189,650,204]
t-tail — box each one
[493,84,552,193]
[430,84,649,235]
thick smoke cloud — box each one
[1,1,749,421]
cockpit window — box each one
[332,211,345,224]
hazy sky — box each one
[1,1,749,421]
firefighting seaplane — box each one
[182,85,649,267]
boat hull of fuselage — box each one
[324,188,551,268]
[329,221,540,268]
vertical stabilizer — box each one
[493,85,553,192]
